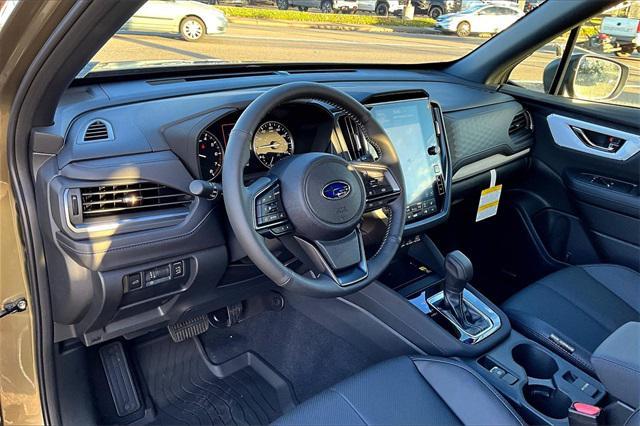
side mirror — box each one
[543,54,629,101]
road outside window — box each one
[509,0,640,108]
[85,0,541,77]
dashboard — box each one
[191,93,451,229]
[36,69,534,346]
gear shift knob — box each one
[444,250,473,294]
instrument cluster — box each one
[197,118,295,181]
[196,103,333,181]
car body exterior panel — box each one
[122,0,228,36]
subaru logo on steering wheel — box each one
[322,181,351,200]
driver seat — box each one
[273,356,523,425]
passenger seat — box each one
[502,264,640,376]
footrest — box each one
[168,315,209,342]
[99,342,141,417]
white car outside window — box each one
[122,0,228,42]
[435,5,523,37]
[357,0,403,15]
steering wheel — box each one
[222,82,405,297]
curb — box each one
[228,17,439,34]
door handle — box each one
[571,126,625,153]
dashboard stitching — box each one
[56,210,214,255]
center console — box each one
[346,234,632,425]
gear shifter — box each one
[442,251,485,333]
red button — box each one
[573,403,601,416]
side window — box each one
[509,0,639,108]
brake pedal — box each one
[168,314,209,342]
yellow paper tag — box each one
[476,184,502,222]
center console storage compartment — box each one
[512,343,558,380]
[470,332,606,425]
[511,344,572,419]
[522,384,572,420]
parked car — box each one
[358,0,403,16]
[276,0,358,12]
[198,0,275,6]
[413,0,459,18]
[121,0,228,41]
[590,15,640,56]
[413,0,490,18]
[435,4,524,36]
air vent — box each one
[338,115,379,162]
[509,111,533,136]
[83,120,112,142]
[79,183,192,219]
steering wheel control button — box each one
[359,167,400,213]
[255,183,289,232]
[271,223,293,236]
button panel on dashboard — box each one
[123,259,187,293]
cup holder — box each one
[522,384,572,419]
[512,344,558,379]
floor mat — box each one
[135,336,295,426]
[199,304,380,402]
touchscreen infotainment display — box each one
[370,99,444,221]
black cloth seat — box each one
[503,264,640,375]
[273,356,523,425]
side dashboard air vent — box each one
[337,115,379,162]
[509,111,533,137]
[83,119,113,142]
[79,183,192,219]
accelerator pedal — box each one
[168,315,209,343]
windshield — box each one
[85,0,535,77]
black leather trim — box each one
[591,322,640,408]
[273,356,523,425]
[411,357,525,425]
[625,409,640,426]
[506,310,597,376]
[503,264,640,377]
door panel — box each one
[500,86,640,272]
[547,114,640,161]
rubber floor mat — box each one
[135,336,295,425]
